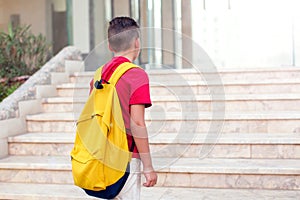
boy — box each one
[89,16,157,199]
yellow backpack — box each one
[70,62,139,199]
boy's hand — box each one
[143,169,157,187]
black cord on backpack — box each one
[94,79,110,89]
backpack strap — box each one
[109,62,139,153]
[94,66,103,79]
[108,62,139,85]
[93,62,139,89]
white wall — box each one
[192,0,300,68]
[0,0,48,36]
[0,0,4,29]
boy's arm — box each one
[130,104,157,187]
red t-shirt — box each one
[89,56,152,158]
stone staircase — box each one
[1,66,300,199]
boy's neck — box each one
[114,49,138,62]
[114,54,133,62]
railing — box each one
[0,46,82,120]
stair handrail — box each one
[0,46,82,120]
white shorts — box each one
[114,158,141,200]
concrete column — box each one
[181,0,193,68]
[153,0,162,66]
[147,0,154,65]
[45,0,53,44]
[173,0,182,69]
[162,0,175,67]
[72,0,90,53]
[139,0,149,64]
[93,0,107,46]
[293,9,300,66]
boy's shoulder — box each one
[122,65,149,80]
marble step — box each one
[1,182,300,200]
[0,182,96,200]
[26,112,300,133]
[57,79,300,97]
[42,93,300,113]
[8,132,300,159]
[70,67,300,83]
[0,156,299,190]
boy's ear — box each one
[134,38,140,49]
[108,43,114,52]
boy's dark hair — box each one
[108,17,140,52]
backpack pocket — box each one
[71,143,106,191]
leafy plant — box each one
[0,23,52,102]
[0,82,20,102]
[6,82,20,96]
[0,23,51,80]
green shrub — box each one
[0,23,51,102]
[0,83,20,101]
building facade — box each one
[0,0,299,69]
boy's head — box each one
[108,17,140,53]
